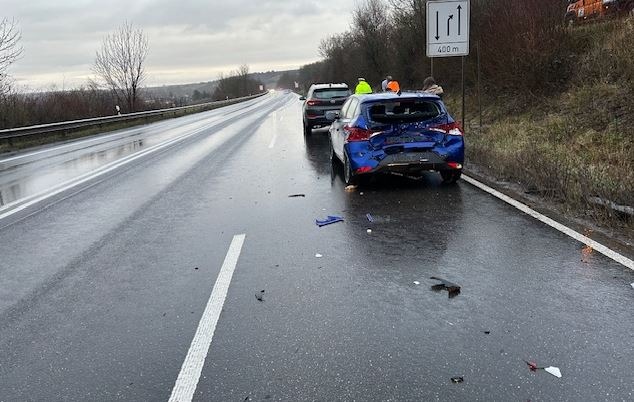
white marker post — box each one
[427,0,470,129]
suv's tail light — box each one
[344,125,376,142]
[431,122,464,136]
[306,99,321,106]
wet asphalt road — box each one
[0,92,632,401]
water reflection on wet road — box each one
[0,97,267,206]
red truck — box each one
[565,0,634,24]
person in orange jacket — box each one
[386,79,400,93]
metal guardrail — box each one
[0,92,267,141]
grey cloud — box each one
[3,0,355,87]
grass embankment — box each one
[449,20,634,232]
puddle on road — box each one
[0,139,146,206]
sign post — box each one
[427,0,470,129]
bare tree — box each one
[0,18,23,95]
[93,22,148,112]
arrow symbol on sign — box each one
[457,5,462,35]
[447,14,453,36]
[435,12,439,40]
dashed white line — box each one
[168,234,246,402]
[268,132,277,149]
[462,174,634,271]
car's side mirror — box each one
[299,96,306,101]
[325,110,340,122]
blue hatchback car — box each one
[327,92,465,185]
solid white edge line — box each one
[168,234,246,402]
[462,174,634,271]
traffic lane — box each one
[0,94,289,313]
[0,94,630,401]
[0,95,271,207]
[194,104,633,400]
[0,95,296,400]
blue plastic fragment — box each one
[316,216,344,227]
[366,213,374,223]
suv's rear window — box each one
[367,100,442,124]
[313,89,350,99]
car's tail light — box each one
[345,125,376,142]
[447,162,463,169]
[307,99,321,106]
[431,122,464,136]
[356,166,373,174]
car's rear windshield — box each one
[366,99,442,124]
[313,89,350,99]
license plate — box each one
[394,153,429,163]
[384,136,428,144]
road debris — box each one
[316,216,344,227]
[315,253,323,258]
[450,376,464,383]
[524,360,562,378]
[581,244,593,263]
[544,366,562,378]
[630,282,634,289]
[430,277,461,298]
[345,185,357,192]
[366,213,374,223]
[288,194,306,198]
[255,290,265,302]
[194,267,199,270]
[360,192,364,196]
[413,281,420,285]
[367,229,372,234]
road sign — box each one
[427,0,470,58]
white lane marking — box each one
[462,175,634,271]
[169,234,246,402]
[268,132,277,149]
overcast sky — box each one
[3,0,355,89]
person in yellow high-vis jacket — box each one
[354,78,373,95]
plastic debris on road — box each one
[316,216,344,227]
[255,290,265,302]
[450,377,464,383]
[544,366,562,378]
[524,360,562,378]
[413,281,420,285]
[288,194,306,198]
[366,213,374,223]
[430,277,461,298]
[345,185,357,192]
[581,244,593,263]
[367,229,372,234]
[315,253,323,258]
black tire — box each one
[440,170,462,184]
[343,154,357,185]
[303,120,312,136]
[329,138,338,164]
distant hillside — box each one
[143,69,299,100]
